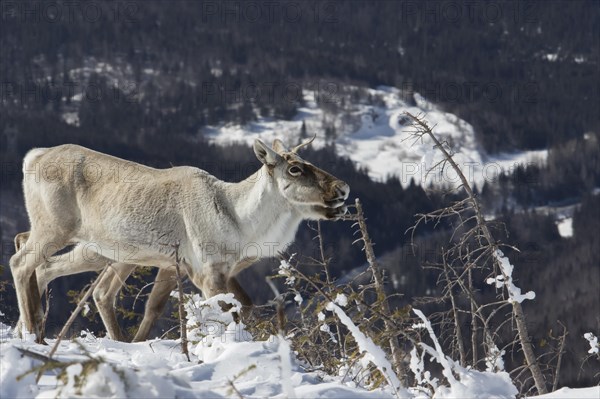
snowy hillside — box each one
[2,315,598,399]
[3,292,598,398]
[1,292,399,399]
[203,86,547,189]
[0,325,392,398]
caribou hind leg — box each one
[15,232,181,343]
[35,243,107,296]
[10,230,70,342]
[14,232,112,334]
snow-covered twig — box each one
[266,276,297,398]
[584,333,599,355]
[278,334,297,399]
[413,309,457,386]
[486,250,535,304]
[326,301,410,397]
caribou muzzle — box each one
[322,180,350,219]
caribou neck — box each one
[222,167,299,243]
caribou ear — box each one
[272,139,287,154]
[254,139,282,166]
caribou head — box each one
[253,136,350,220]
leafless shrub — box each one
[404,112,549,395]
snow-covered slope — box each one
[531,386,600,399]
[203,86,547,189]
[2,295,596,398]
[0,323,393,398]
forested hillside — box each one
[1,1,598,150]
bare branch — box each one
[172,242,190,362]
[48,265,110,359]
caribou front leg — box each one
[93,263,136,341]
[191,266,253,324]
[133,267,178,342]
[227,276,253,319]
[191,267,234,311]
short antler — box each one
[291,134,316,153]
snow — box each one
[412,309,458,387]
[277,334,297,399]
[61,111,80,127]
[293,292,303,305]
[2,301,597,399]
[433,367,517,399]
[485,344,506,373]
[0,318,395,399]
[0,346,39,399]
[326,302,408,396]
[556,218,573,238]
[584,333,599,354]
[487,249,536,304]
[278,257,296,286]
[531,386,600,399]
[203,85,548,188]
[334,293,348,307]
[412,309,518,399]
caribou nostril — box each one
[336,183,350,200]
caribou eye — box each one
[288,165,303,177]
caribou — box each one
[10,138,349,342]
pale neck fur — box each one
[220,167,302,248]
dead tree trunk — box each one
[355,198,408,384]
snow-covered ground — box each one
[1,320,393,398]
[0,330,392,398]
[203,86,547,189]
[2,294,597,399]
[532,386,600,399]
[3,322,597,399]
